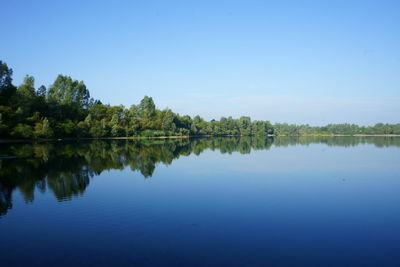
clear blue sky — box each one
[2,0,400,125]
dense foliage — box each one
[0,60,398,138]
[0,61,274,138]
[274,123,400,135]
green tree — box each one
[161,109,176,133]
[36,85,47,97]
[138,96,156,120]
[110,114,124,137]
[34,117,54,138]
[0,61,16,105]
[13,75,38,117]
[48,75,91,108]
[238,116,251,135]
[11,123,34,138]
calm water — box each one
[1,137,400,266]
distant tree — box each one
[238,116,251,135]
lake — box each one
[1,137,400,266]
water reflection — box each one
[1,136,399,216]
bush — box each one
[11,123,34,138]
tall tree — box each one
[0,61,16,105]
[14,75,37,117]
[138,96,156,120]
[48,75,91,109]
[161,109,176,133]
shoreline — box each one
[274,134,400,137]
[1,134,400,143]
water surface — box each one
[1,137,400,266]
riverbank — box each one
[275,134,400,137]
[1,134,400,143]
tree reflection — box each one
[1,136,399,216]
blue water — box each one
[1,137,399,266]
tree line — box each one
[274,123,400,136]
[0,60,398,138]
[0,61,274,138]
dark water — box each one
[1,137,400,266]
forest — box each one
[1,60,399,139]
